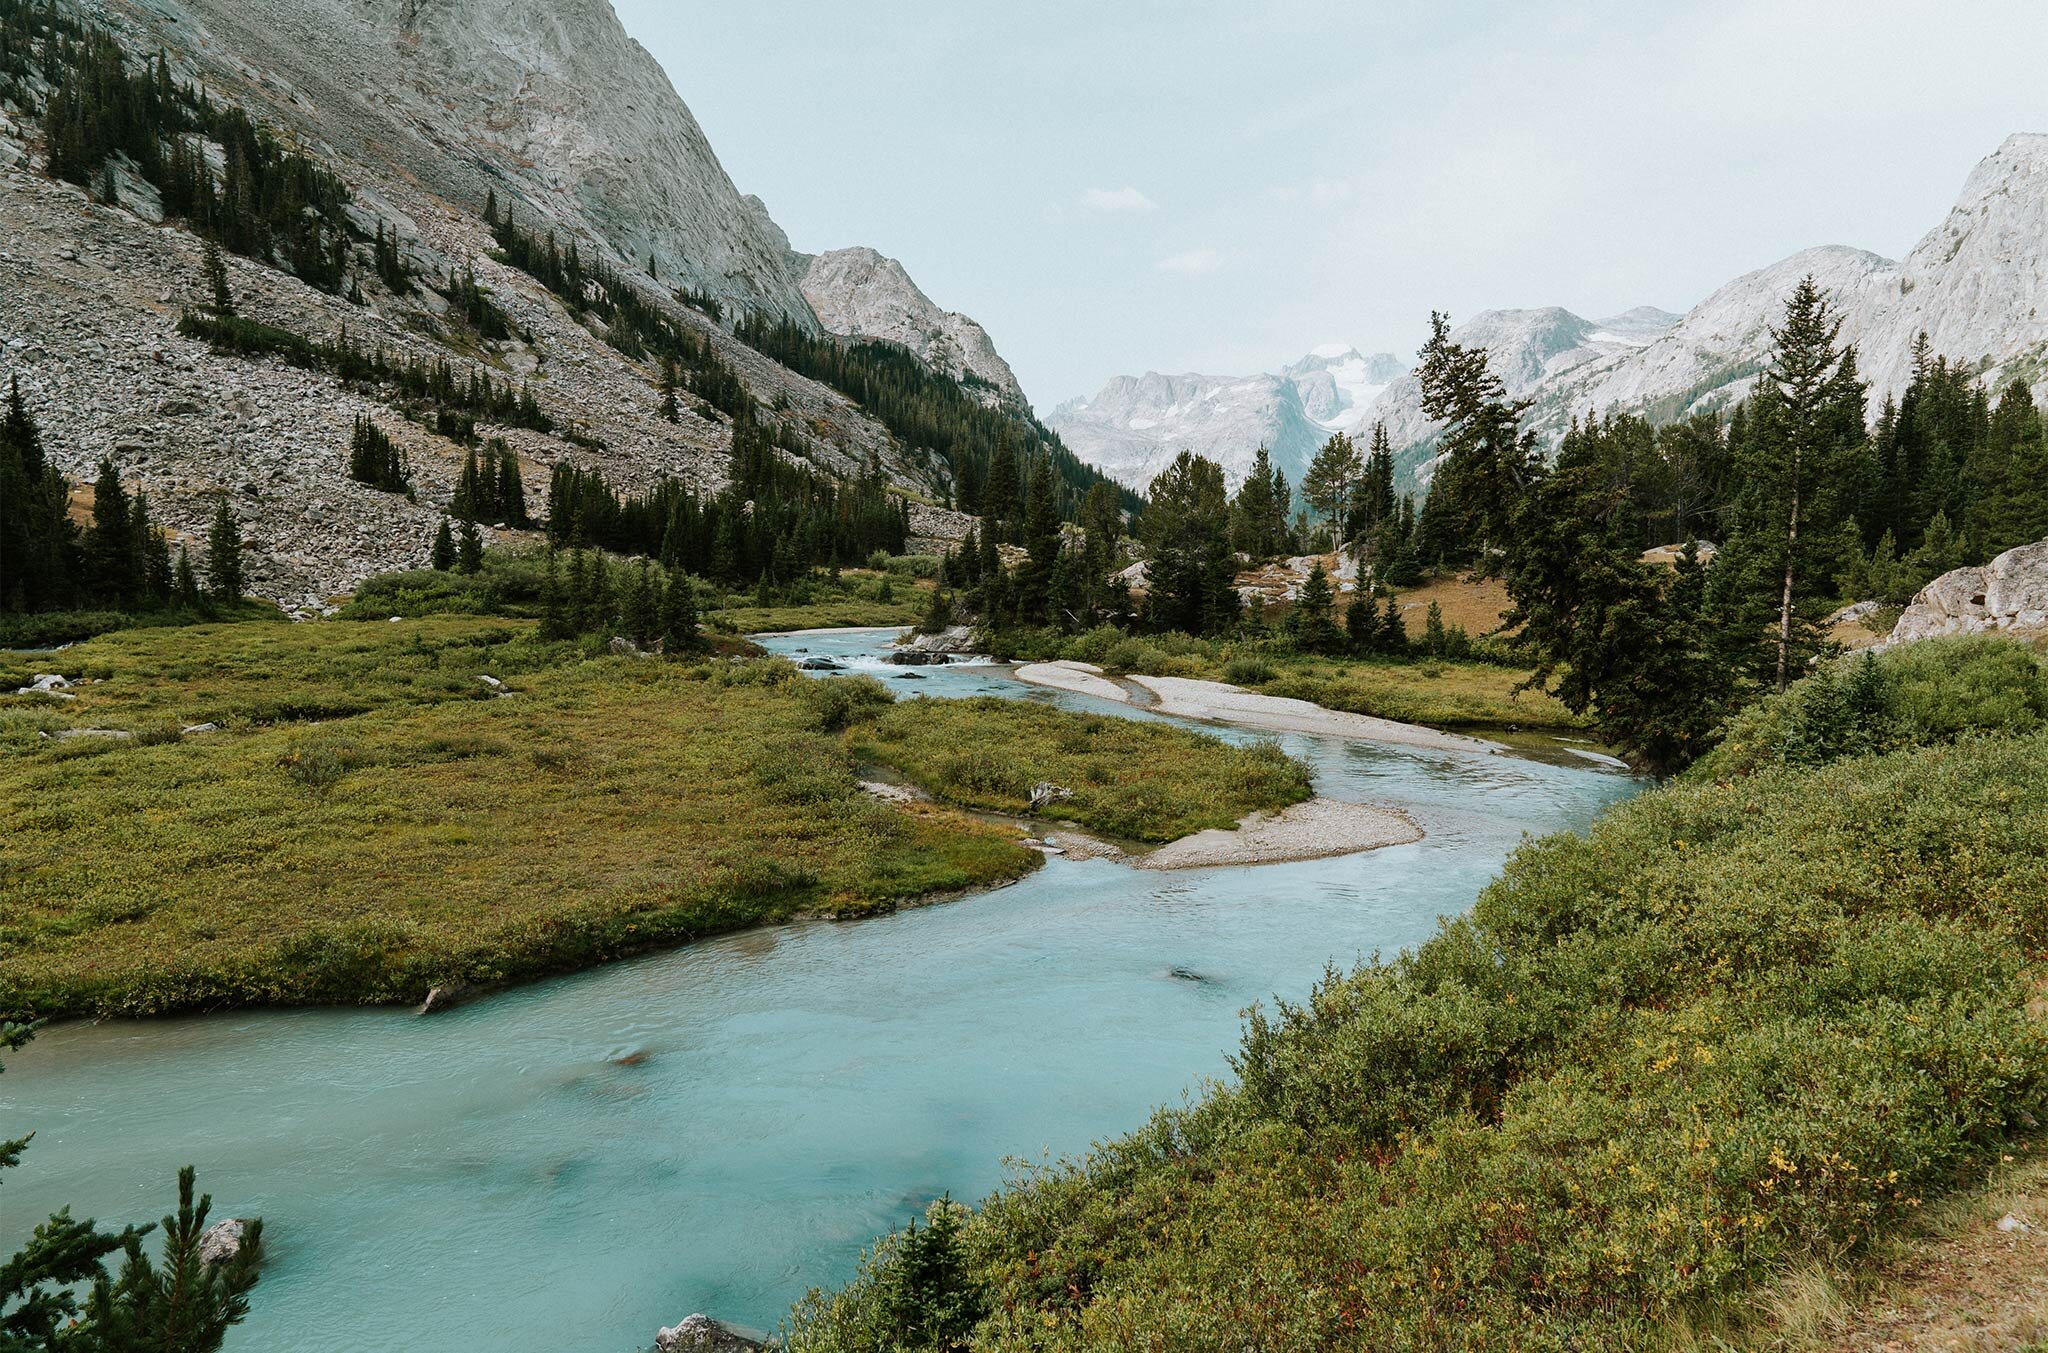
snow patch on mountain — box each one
[1050,347,1407,492]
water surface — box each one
[3,629,1641,1351]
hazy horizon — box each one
[616,1,2048,408]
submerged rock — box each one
[883,650,950,666]
[198,1218,248,1264]
[797,656,846,671]
[655,1314,761,1351]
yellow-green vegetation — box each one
[712,593,924,635]
[1018,625,1583,730]
[849,696,1312,843]
[0,618,1034,1020]
[789,636,2048,1352]
[1,614,1309,1021]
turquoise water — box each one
[2,630,1642,1352]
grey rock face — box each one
[166,0,816,325]
[801,247,1023,401]
[197,1218,247,1264]
[1048,346,1406,493]
[1377,134,2048,483]
[1887,538,2048,645]
[654,1314,761,1351]
[1,0,955,604]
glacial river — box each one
[1,630,1642,1351]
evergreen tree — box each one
[457,518,483,574]
[1231,446,1288,559]
[1726,277,1869,692]
[623,560,659,644]
[482,188,499,227]
[1300,431,1363,534]
[431,518,456,571]
[1017,456,1062,622]
[1287,561,1339,653]
[981,436,1021,542]
[876,1197,982,1349]
[1,377,77,613]
[205,497,242,602]
[658,358,680,424]
[1423,600,1448,657]
[1344,595,1377,654]
[657,566,699,652]
[133,492,172,605]
[538,548,574,640]
[1415,311,1539,570]
[1379,593,1408,652]
[3,1025,265,1353]
[201,238,234,318]
[174,544,201,608]
[84,458,138,608]
[1138,452,1239,635]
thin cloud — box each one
[1082,186,1159,213]
[1155,247,1224,276]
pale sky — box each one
[614,0,2048,409]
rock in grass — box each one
[655,1314,761,1351]
[1028,782,1074,812]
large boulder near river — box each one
[1888,538,2048,645]
[654,1314,761,1351]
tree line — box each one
[534,409,910,588]
[487,199,751,421]
[0,378,245,616]
[734,315,1139,526]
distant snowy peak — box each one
[1047,347,1408,492]
[1379,133,2048,490]
[1282,346,1406,434]
[798,246,1024,402]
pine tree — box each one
[1423,600,1448,657]
[1735,277,1869,691]
[482,188,499,227]
[1138,452,1239,635]
[174,544,201,608]
[84,458,138,608]
[1301,431,1363,534]
[658,566,698,653]
[457,518,483,574]
[623,560,659,643]
[658,358,680,423]
[206,497,242,602]
[431,518,456,571]
[1345,595,1377,654]
[1,378,76,613]
[1017,457,1062,622]
[1415,311,1539,570]
[1287,561,1338,653]
[202,238,235,318]
[538,548,574,639]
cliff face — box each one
[799,247,1023,402]
[1047,347,1406,493]
[0,0,1015,605]
[152,0,820,324]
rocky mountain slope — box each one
[1047,346,1404,492]
[799,246,1023,402]
[1376,133,2048,487]
[0,0,1039,607]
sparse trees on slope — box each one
[205,498,243,603]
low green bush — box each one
[1696,634,2048,779]
[790,671,2048,1352]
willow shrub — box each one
[790,715,2048,1350]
